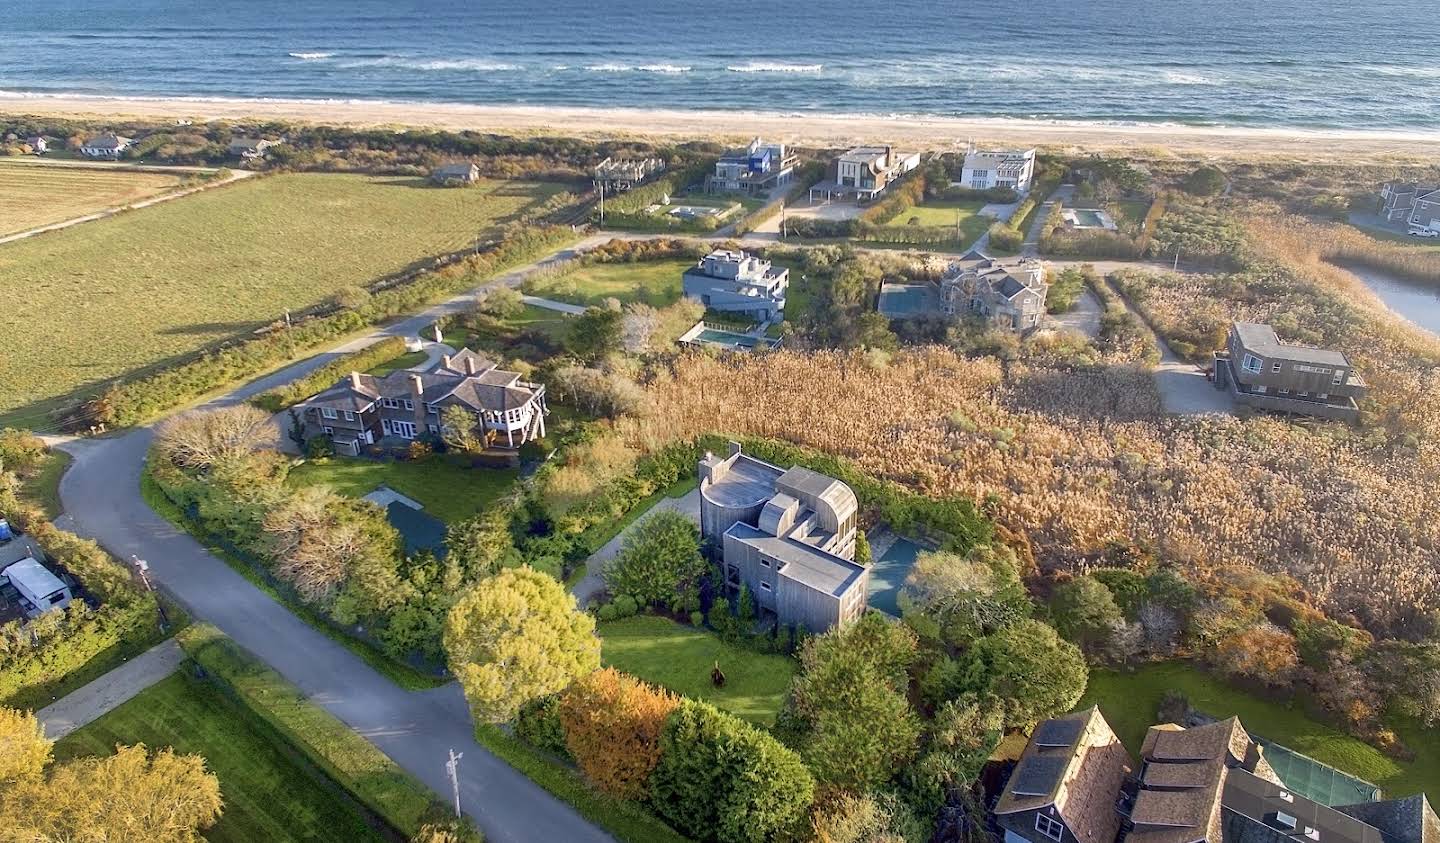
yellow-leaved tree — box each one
[558,667,679,799]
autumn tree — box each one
[558,667,679,799]
[0,707,51,784]
[0,743,222,842]
[261,486,403,608]
[444,566,601,723]
[1212,622,1300,685]
[621,303,660,353]
[603,510,705,608]
[440,405,483,453]
[154,405,275,471]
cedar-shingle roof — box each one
[303,349,540,415]
[1129,719,1256,843]
[994,707,1131,843]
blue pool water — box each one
[867,537,922,616]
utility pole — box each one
[131,555,170,632]
[780,201,787,239]
[445,748,464,820]
[597,181,605,227]
[1173,248,1181,272]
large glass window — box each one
[1035,814,1065,842]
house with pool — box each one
[681,248,788,321]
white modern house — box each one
[809,145,921,202]
[960,148,1037,192]
[79,133,134,159]
[681,249,789,321]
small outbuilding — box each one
[431,162,480,186]
[1,556,73,618]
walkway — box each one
[521,294,587,315]
[570,489,702,607]
[1022,184,1074,256]
[55,235,621,843]
[1044,287,1104,340]
[36,638,185,740]
[0,165,255,247]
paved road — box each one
[36,638,185,740]
[55,236,619,843]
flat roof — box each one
[703,453,785,508]
[726,521,864,596]
[1233,322,1350,367]
[1224,769,1386,843]
[2,557,67,599]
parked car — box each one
[1408,227,1439,238]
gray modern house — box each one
[998,713,1439,843]
[708,138,797,195]
[682,249,789,321]
[297,348,547,455]
[1213,322,1366,422]
[698,443,867,632]
[1379,183,1440,232]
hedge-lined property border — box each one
[250,336,409,412]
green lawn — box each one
[53,672,388,843]
[0,172,562,426]
[365,350,428,376]
[522,258,692,308]
[599,615,796,726]
[19,449,72,519]
[286,455,518,524]
[881,198,986,229]
[1079,661,1440,800]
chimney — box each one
[464,356,478,376]
[441,354,452,371]
[409,374,424,397]
[432,324,443,344]
[349,371,362,390]
[728,441,742,457]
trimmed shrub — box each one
[649,700,815,843]
[514,693,570,758]
[558,668,679,799]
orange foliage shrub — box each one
[558,668,680,799]
[1213,623,1300,684]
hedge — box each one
[250,336,409,412]
[0,489,161,707]
[179,624,436,836]
[77,224,577,429]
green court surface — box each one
[877,283,938,319]
[1256,736,1382,806]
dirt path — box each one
[36,638,184,739]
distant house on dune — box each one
[809,145,921,203]
[708,138,797,196]
[1378,182,1439,227]
[960,147,1037,192]
[592,157,666,193]
[431,162,480,186]
[79,133,134,159]
[227,136,283,160]
[26,136,48,155]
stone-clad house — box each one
[996,712,1438,843]
[698,443,867,632]
[941,249,1049,332]
[297,349,547,455]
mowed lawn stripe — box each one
[52,672,387,843]
[0,160,188,236]
[0,173,562,418]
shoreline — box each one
[6,93,1439,159]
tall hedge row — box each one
[250,336,409,412]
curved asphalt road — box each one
[55,236,617,843]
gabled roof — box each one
[1335,795,1440,843]
[994,707,1131,843]
[1129,719,1256,843]
[83,133,131,148]
[433,162,478,177]
[1231,323,1350,367]
[303,349,538,414]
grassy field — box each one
[0,159,190,237]
[0,172,562,427]
[599,615,796,726]
[53,672,388,843]
[18,448,72,519]
[1109,198,1153,230]
[523,258,692,308]
[881,198,986,229]
[365,350,429,376]
[1079,661,1439,800]
[287,455,518,524]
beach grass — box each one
[0,172,563,426]
[0,158,189,237]
[53,671,391,843]
[522,258,692,307]
[598,615,796,726]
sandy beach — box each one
[5,94,1439,160]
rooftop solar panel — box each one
[1035,718,1085,747]
[1012,755,1068,797]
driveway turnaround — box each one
[37,638,185,740]
[55,238,620,843]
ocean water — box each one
[2,0,1438,130]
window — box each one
[403,400,414,411]
[1242,354,1262,374]
[322,426,334,435]
[761,559,770,568]
[1271,362,1282,373]
[1332,370,1345,385]
[342,410,355,421]
[1035,814,1065,842]
[321,407,337,419]
[427,424,439,434]
[427,403,438,414]
[759,581,772,592]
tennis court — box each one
[384,501,448,557]
[1255,736,1381,806]
[878,283,938,319]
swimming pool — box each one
[867,537,922,616]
